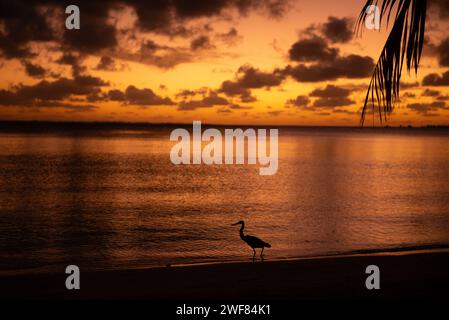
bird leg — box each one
[252,249,256,261]
[260,247,264,260]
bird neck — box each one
[239,223,245,239]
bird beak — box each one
[231,222,239,226]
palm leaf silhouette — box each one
[356,0,427,125]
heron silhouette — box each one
[232,220,271,261]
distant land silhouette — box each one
[0,120,448,134]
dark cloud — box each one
[224,64,284,89]
[0,0,290,62]
[86,92,103,102]
[56,52,80,66]
[437,38,449,67]
[237,92,257,103]
[321,16,353,43]
[400,81,420,89]
[228,103,252,110]
[131,0,291,35]
[219,65,284,102]
[74,75,108,87]
[125,85,174,106]
[288,36,338,62]
[216,27,241,45]
[22,61,46,78]
[107,89,126,101]
[310,85,350,98]
[285,54,374,82]
[288,16,353,63]
[103,86,174,106]
[55,53,86,77]
[0,2,55,58]
[310,85,354,108]
[285,17,373,83]
[235,65,285,88]
[407,101,448,115]
[286,95,310,108]
[63,104,98,112]
[19,76,106,101]
[132,39,204,69]
[0,2,118,56]
[0,33,31,59]
[431,0,449,18]
[421,89,441,97]
[268,110,283,116]
[176,90,197,99]
[129,1,173,34]
[402,92,416,98]
[286,85,355,109]
[141,40,161,53]
[333,108,358,115]
[220,81,256,102]
[178,91,229,111]
[95,56,117,71]
[62,6,117,54]
[172,0,291,19]
[217,107,233,114]
[190,36,214,50]
[286,85,355,110]
[258,0,292,17]
[0,74,107,111]
[175,88,208,99]
[422,71,449,86]
[178,100,208,111]
[0,73,120,113]
[202,92,229,105]
[17,100,97,112]
[162,1,224,20]
[313,97,354,108]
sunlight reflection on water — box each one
[1,127,449,272]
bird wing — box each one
[244,235,267,248]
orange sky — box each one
[0,0,448,126]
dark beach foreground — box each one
[1,249,449,300]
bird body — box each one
[232,220,271,260]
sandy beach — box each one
[2,249,449,300]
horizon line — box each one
[1,119,449,129]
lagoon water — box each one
[1,124,449,273]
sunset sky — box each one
[1,0,449,126]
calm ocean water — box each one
[1,124,449,274]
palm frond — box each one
[356,0,427,126]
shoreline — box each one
[3,245,449,277]
[2,248,449,299]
